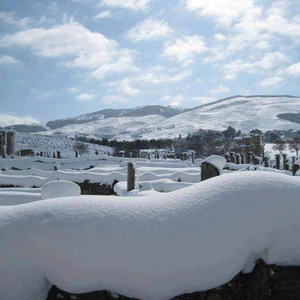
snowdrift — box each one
[1,172,300,300]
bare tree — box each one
[272,143,287,153]
[73,141,89,156]
[289,137,300,156]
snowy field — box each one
[1,171,300,300]
[0,153,300,299]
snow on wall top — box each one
[1,172,300,300]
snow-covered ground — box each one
[1,172,300,300]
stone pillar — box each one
[75,150,78,158]
[230,152,235,163]
[240,154,245,164]
[275,154,280,170]
[57,151,61,159]
[264,157,269,167]
[253,156,260,165]
[235,154,240,164]
[224,153,230,162]
[4,131,8,156]
[293,162,299,176]
[192,152,195,164]
[282,154,289,170]
[246,152,252,164]
[127,162,135,192]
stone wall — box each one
[47,260,300,300]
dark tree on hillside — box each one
[250,128,263,135]
[73,141,89,156]
[272,143,287,153]
[289,137,300,156]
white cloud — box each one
[93,10,112,20]
[0,113,39,127]
[0,12,32,29]
[192,96,216,105]
[208,84,230,95]
[0,54,22,66]
[37,91,55,101]
[126,18,173,42]
[101,95,129,104]
[118,78,141,95]
[259,76,282,87]
[285,62,300,77]
[161,95,184,107]
[0,20,138,79]
[75,93,95,101]
[135,66,191,84]
[163,35,208,67]
[222,52,289,79]
[68,87,81,93]
[186,0,255,26]
[195,78,203,83]
[214,33,226,41]
[101,0,151,11]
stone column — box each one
[127,162,135,192]
[240,153,245,164]
[264,157,269,167]
[235,154,240,164]
[275,154,280,170]
[230,152,235,163]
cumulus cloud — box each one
[0,12,32,29]
[222,52,289,80]
[160,95,184,107]
[285,62,300,77]
[93,10,112,20]
[0,20,138,79]
[0,54,22,66]
[135,66,191,84]
[75,93,95,101]
[208,84,230,95]
[118,78,141,95]
[126,18,173,42]
[259,76,282,87]
[163,35,208,67]
[186,0,255,26]
[101,95,129,104]
[0,113,39,127]
[101,0,151,11]
[68,87,81,93]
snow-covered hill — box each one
[8,95,300,140]
[140,95,300,139]
[46,105,185,129]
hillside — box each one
[46,105,185,129]
[7,95,300,140]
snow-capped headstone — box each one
[201,155,226,181]
[41,180,81,200]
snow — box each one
[203,155,226,174]
[1,172,300,300]
[0,180,81,205]
[41,181,81,200]
[15,132,113,158]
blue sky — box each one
[0,0,299,126]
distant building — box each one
[0,129,15,157]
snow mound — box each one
[41,180,81,200]
[1,172,300,300]
[203,155,226,174]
